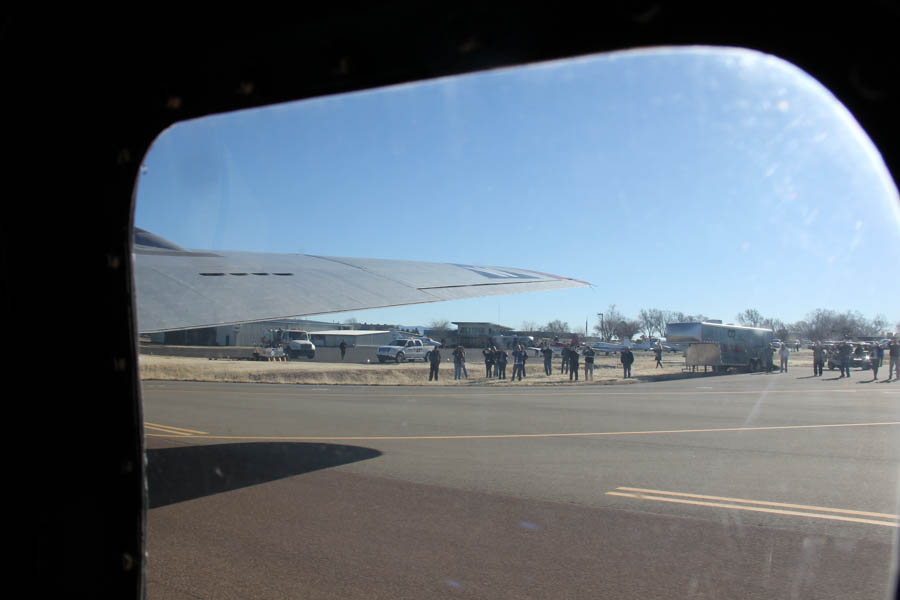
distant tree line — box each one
[589,305,709,341]
[576,305,897,342]
[736,308,892,340]
[742,308,892,341]
[341,318,420,333]
[371,310,895,344]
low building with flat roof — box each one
[144,318,346,346]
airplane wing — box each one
[592,342,626,352]
[134,229,590,333]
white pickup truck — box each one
[376,338,439,363]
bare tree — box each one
[736,309,764,327]
[520,321,540,332]
[871,314,889,335]
[634,308,667,339]
[670,311,708,323]
[638,309,655,340]
[594,304,625,340]
[543,320,571,334]
[426,319,453,341]
[651,308,670,337]
[428,318,451,330]
[613,319,642,342]
[793,310,892,340]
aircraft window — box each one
[136,46,899,599]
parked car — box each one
[376,338,439,363]
[827,348,872,370]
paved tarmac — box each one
[143,371,900,599]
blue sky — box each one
[136,47,899,333]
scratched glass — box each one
[137,47,900,599]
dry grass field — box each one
[139,349,819,386]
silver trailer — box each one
[666,322,774,372]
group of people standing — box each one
[472,345,530,381]
[431,337,900,383]
[558,345,596,380]
[857,339,899,381]
[807,338,900,380]
[550,343,636,380]
[433,342,638,382]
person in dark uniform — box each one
[339,340,347,360]
[483,346,494,378]
[621,347,634,378]
[542,344,553,375]
[888,337,900,381]
[837,341,852,378]
[453,345,466,380]
[871,343,882,380]
[561,346,569,375]
[654,344,663,368]
[496,347,508,379]
[428,345,442,381]
[813,341,825,376]
[513,345,526,381]
[583,345,595,380]
[569,345,579,381]
[520,345,527,378]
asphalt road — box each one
[143,371,900,599]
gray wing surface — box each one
[134,229,589,332]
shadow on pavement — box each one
[147,442,382,508]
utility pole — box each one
[597,312,604,340]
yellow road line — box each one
[606,491,898,528]
[144,422,208,435]
[144,426,192,436]
[140,421,900,442]
[615,487,898,520]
